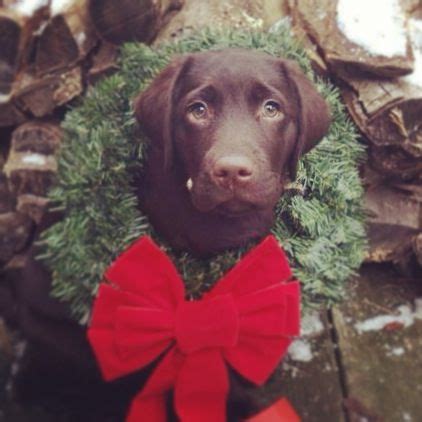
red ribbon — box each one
[244,398,301,422]
[87,235,300,422]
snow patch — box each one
[385,345,405,357]
[287,312,324,362]
[76,32,86,47]
[301,311,324,336]
[354,298,422,334]
[288,339,313,362]
[10,0,48,16]
[50,0,75,16]
[403,19,422,87]
[403,412,412,422]
[0,94,11,104]
[21,153,47,166]
[337,0,407,58]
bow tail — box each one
[127,395,168,422]
[175,350,229,422]
[126,347,184,422]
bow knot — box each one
[176,294,239,353]
[88,235,300,422]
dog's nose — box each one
[212,156,254,187]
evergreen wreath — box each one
[38,25,366,324]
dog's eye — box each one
[263,100,282,118]
[188,102,208,119]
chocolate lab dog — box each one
[2,49,330,420]
[136,48,330,255]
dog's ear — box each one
[280,60,331,179]
[133,55,193,170]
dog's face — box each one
[135,49,330,218]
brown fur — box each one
[135,49,330,255]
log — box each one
[0,11,20,99]
[0,318,13,359]
[366,224,417,270]
[332,267,422,420]
[155,0,287,42]
[35,14,80,75]
[35,0,98,75]
[402,0,422,17]
[364,182,421,270]
[15,66,83,117]
[364,184,420,231]
[288,0,414,78]
[366,146,422,182]
[0,101,26,127]
[16,194,49,223]
[288,0,422,181]
[87,41,119,84]
[392,182,422,202]
[413,233,422,267]
[0,4,50,98]
[0,212,33,264]
[4,152,57,195]
[285,9,329,77]
[49,0,98,57]
[88,0,180,44]
[11,120,62,154]
[0,1,96,123]
[0,172,15,213]
[0,152,14,213]
[341,76,422,181]
[3,121,61,196]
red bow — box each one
[87,235,300,422]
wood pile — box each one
[0,0,182,271]
[287,0,422,274]
[0,0,421,275]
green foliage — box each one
[39,25,366,323]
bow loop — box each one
[105,236,185,309]
[208,236,293,299]
[236,282,301,337]
[114,307,175,362]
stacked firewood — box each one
[0,0,184,272]
[0,0,284,274]
[287,0,422,273]
[0,0,421,275]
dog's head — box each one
[135,49,330,217]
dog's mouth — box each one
[214,199,258,216]
[187,171,283,215]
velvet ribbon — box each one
[87,235,300,421]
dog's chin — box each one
[189,172,284,214]
[214,200,258,217]
[190,180,282,216]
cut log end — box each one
[4,120,61,196]
[0,212,33,264]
